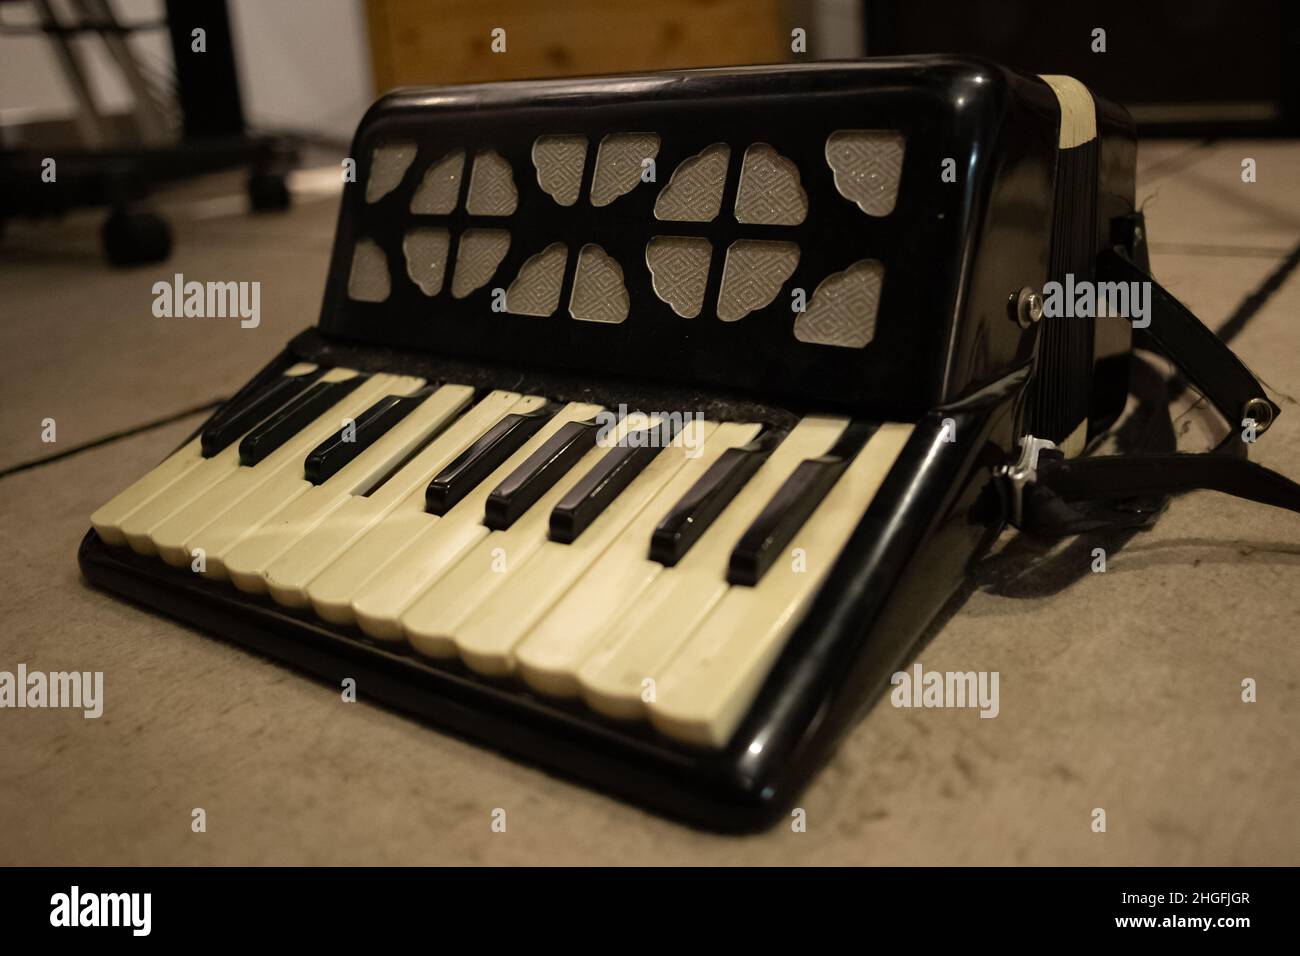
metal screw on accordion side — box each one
[1009,286,1043,329]
[1243,397,1275,433]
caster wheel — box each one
[102,209,173,267]
[248,171,291,212]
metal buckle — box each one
[994,434,1058,527]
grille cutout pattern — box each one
[453,230,511,299]
[403,228,451,296]
[348,130,899,347]
[506,243,567,316]
[646,143,807,322]
[570,244,630,324]
[734,144,808,225]
[825,131,905,217]
[645,236,711,319]
[532,135,588,207]
[355,142,519,305]
[794,259,884,348]
[410,150,464,214]
[717,240,800,322]
[654,144,729,222]
[365,141,417,203]
[591,133,660,207]
[348,238,391,301]
[466,150,518,216]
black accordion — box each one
[81,57,1287,830]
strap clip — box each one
[994,434,1059,527]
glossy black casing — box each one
[322,57,1065,420]
[81,58,1136,830]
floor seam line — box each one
[0,398,226,481]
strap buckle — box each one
[994,434,1059,527]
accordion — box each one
[81,57,1290,830]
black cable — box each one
[0,397,225,481]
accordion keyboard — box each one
[92,362,911,748]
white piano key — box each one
[223,384,474,593]
[94,435,205,547]
[401,413,655,659]
[648,423,913,748]
[175,373,423,575]
[117,367,362,555]
[147,373,411,568]
[91,362,320,546]
[451,418,717,677]
[305,393,548,625]
[264,389,525,609]
[348,401,603,640]
[514,420,761,699]
[575,415,849,720]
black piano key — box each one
[238,376,366,468]
[484,419,600,530]
[726,422,878,587]
[549,418,682,544]
[649,431,778,566]
[201,367,324,457]
[302,388,433,485]
[425,405,554,515]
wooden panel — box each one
[365,0,791,91]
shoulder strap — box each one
[1012,246,1297,536]
[1098,246,1279,434]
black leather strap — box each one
[1021,450,1300,537]
[1015,248,1293,537]
[1098,246,1279,432]
[1038,453,1300,513]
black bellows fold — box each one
[1027,137,1100,446]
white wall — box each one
[228,0,374,141]
[0,0,373,141]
